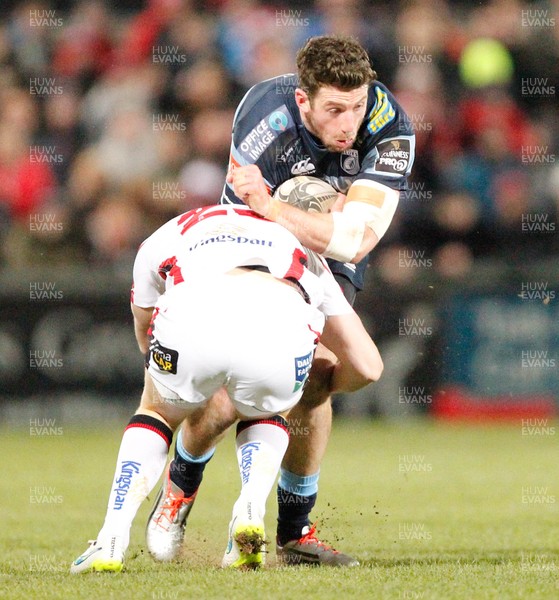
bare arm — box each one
[131,303,154,354]
[319,312,383,393]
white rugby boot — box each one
[146,467,197,561]
[70,535,125,573]
[221,498,266,569]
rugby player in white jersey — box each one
[70,204,382,572]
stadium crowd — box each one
[0,0,557,279]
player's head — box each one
[295,35,377,153]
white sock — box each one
[232,419,289,526]
[97,416,173,549]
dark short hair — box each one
[296,35,377,98]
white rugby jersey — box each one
[132,205,353,318]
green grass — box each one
[1,419,558,599]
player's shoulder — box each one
[233,74,299,133]
[141,205,265,250]
[235,74,297,116]
[231,75,300,165]
[140,207,208,245]
[135,214,185,261]
[363,80,413,140]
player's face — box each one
[296,85,369,153]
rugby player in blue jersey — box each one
[147,35,415,567]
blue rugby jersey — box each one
[221,74,415,290]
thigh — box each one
[139,369,196,429]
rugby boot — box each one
[276,522,359,567]
[70,536,124,573]
[146,467,197,561]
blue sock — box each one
[276,469,319,545]
[170,436,215,497]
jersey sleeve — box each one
[358,83,416,192]
[131,235,165,308]
[305,250,354,317]
[131,213,192,308]
[319,273,355,316]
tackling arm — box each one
[319,312,383,393]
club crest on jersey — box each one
[367,87,396,134]
[150,340,179,374]
[340,149,360,175]
[293,350,313,392]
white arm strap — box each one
[344,179,400,239]
[324,211,364,263]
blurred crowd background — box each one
[0,0,557,279]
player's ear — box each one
[295,88,311,113]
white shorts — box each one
[147,270,324,418]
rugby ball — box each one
[273,176,338,213]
